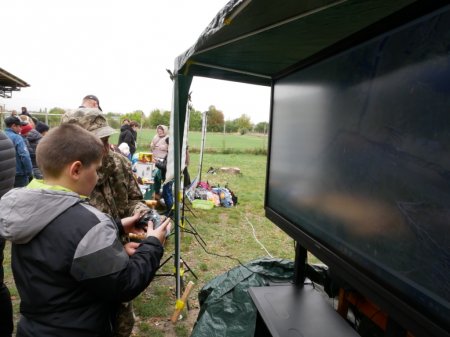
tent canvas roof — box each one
[169,0,448,195]
[167,0,449,306]
[174,0,439,86]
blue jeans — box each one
[162,181,173,214]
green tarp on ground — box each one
[190,258,294,337]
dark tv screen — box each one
[267,6,449,335]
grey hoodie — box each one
[0,187,80,244]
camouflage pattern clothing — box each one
[88,150,149,337]
[114,302,135,337]
[89,150,149,219]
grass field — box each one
[135,151,297,336]
[4,132,300,337]
[111,129,269,153]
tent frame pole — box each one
[173,75,182,300]
[198,111,207,183]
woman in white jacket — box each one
[150,125,168,162]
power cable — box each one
[242,213,273,258]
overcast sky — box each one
[1,0,271,123]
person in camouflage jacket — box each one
[89,136,149,337]
[89,149,149,220]
[61,107,150,337]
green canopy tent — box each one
[168,0,445,299]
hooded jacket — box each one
[0,131,15,198]
[25,129,43,178]
[0,181,164,337]
[118,124,136,156]
[150,125,169,161]
[25,129,42,165]
[4,128,32,177]
[0,130,15,335]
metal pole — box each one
[198,112,207,183]
[173,76,182,299]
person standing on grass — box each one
[129,121,139,156]
[0,124,171,337]
[61,108,150,337]
[20,107,38,125]
[120,118,130,133]
[25,122,49,179]
[150,124,168,162]
[118,120,138,158]
[0,130,16,337]
[150,125,169,201]
[3,116,33,187]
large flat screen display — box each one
[266,6,449,336]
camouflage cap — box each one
[61,108,116,139]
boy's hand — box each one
[124,241,141,256]
[146,217,171,244]
[121,212,145,234]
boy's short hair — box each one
[36,124,104,178]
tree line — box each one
[45,105,269,134]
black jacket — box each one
[0,131,16,198]
[0,186,164,337]
[0,130,15,292]
[118,125,136,156]
[25,129,42,168]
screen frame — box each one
[264,5,450,337]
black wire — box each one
[191,231,253,272]
[189,228,296,284]
[167,208,298,285]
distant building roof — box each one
[0,67,29,98]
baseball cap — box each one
[83,94,102,111]
[5,116,26,127]
[61,108,116,139]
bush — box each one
[239,128,248,135]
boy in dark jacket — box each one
[0,124,170,337]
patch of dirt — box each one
[132,273,201,336]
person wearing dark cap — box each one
[3,116,33,187]
[80,94,102,111]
